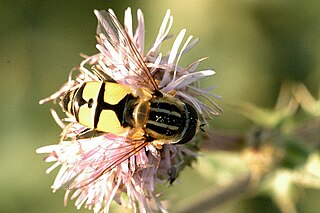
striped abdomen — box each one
[144,95,198,144]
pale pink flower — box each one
[37,7,221,213]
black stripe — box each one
[108,94,133,127]
[146,123,177,136]
[148,110,182,127]
[73,84,87,122]
[62,91,71,114]
[94,82,106,128]
[94,82,134,128]
[150,101,180,114]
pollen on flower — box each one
[37,7,221,213]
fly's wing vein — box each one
[95,10,159,91]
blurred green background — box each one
[1,0,320,212]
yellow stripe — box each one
[150,108,181,117]
[146,120,179,130]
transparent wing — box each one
[94,10,159,91]
[66,137,149,189]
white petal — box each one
[45,155,57,163]
[148,10,173,55]
[165,70,215,91]
[168,29,186,65]
[172,35,193,81]
[124,8,133,38]
[46,162,61,174]
[181,37,199,55]
[36,145,59,153]
[134,9,145,54]
[150,53,162,74]
[176,91,203,114]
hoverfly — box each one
[55,10,201,188]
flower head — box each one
[37,8,221,213]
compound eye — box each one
[177,103,198,144]
[88,98,94,108]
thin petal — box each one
[134,9,145,54]
[168,29,186,66]
[124,7,133,38]
[164,70,215,91]
[148,10,173,55]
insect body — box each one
[55,10,203,188]
[61,81,198,145]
